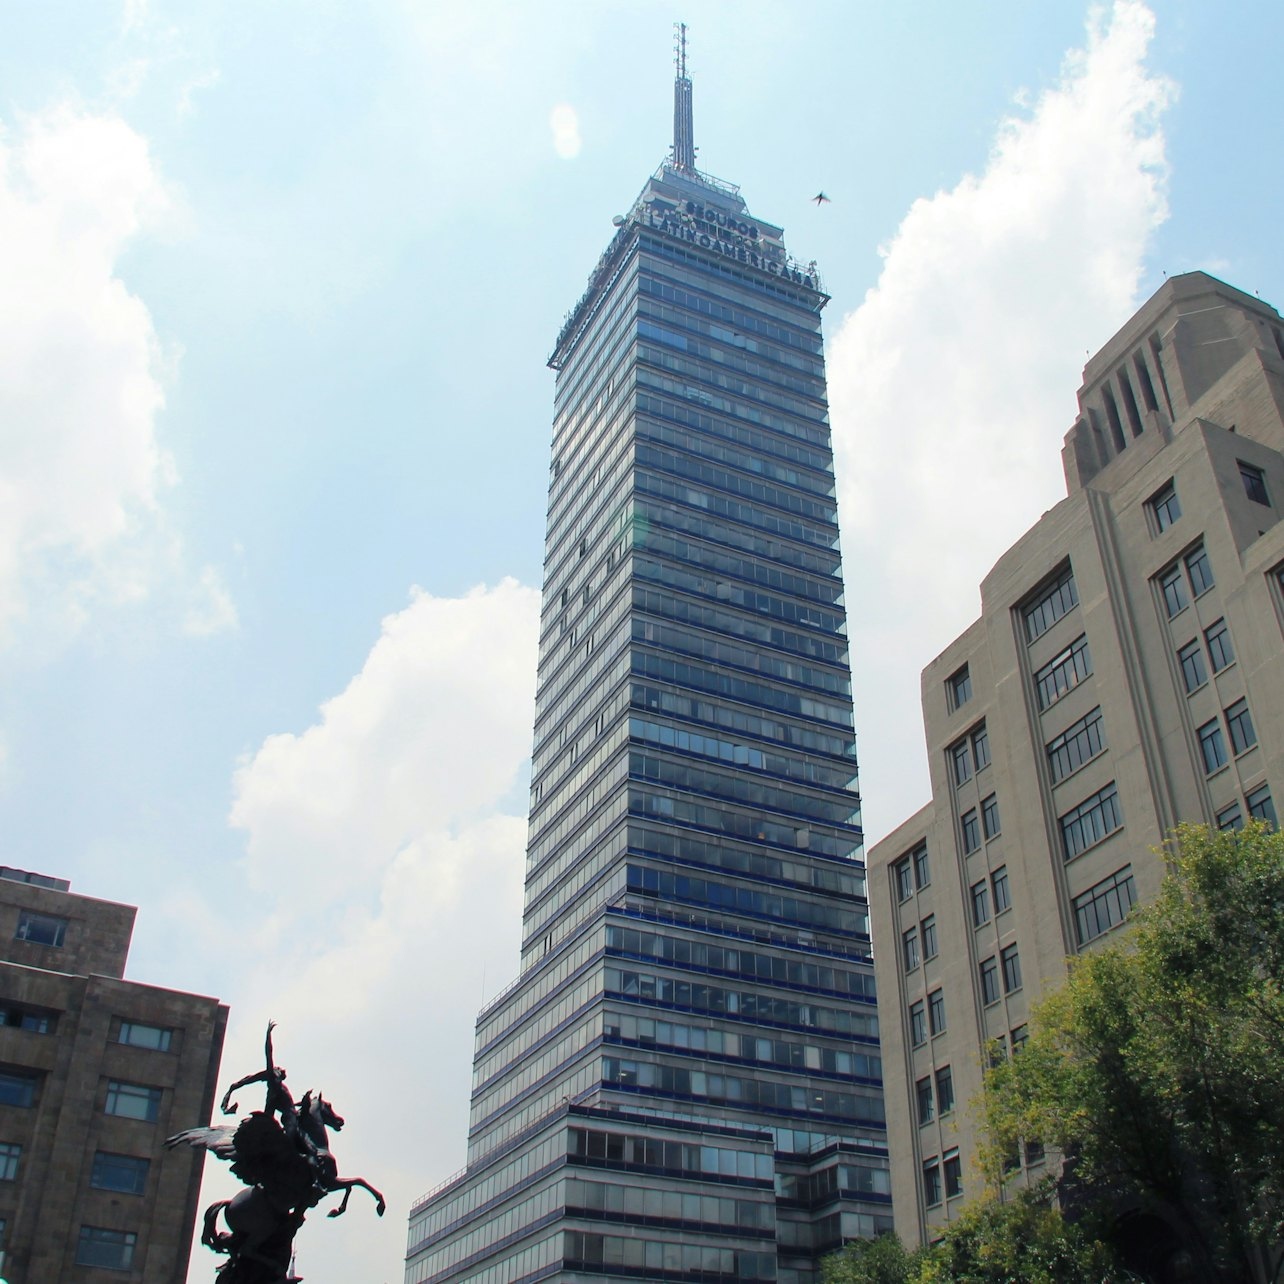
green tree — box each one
[981,823,1284,1282]
[821,1230,923,1284]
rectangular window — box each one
[972,724,991,771]
[935,1065,955,1115]
[118,1021,173,1053]
[1225,698,1257,755]
[971,880,991,926]
[1001,944,1022,993]
[1205,618,1235,672]
[0,1006,54,1034]
[0,1071,37,1109]
[1034,635,1092,710]
[961,809,980,854]
[1159,563,1189,618]
[1149,481,1181,532]
[104,1081,161,1123]
[992,866,1011,913]
[14,911,67,948]
[894,858,913,902]
[947,665,972,711]
[902,927,920,972]
[1025,1140,1046,1167]
[76,1227,137,1271]
[1010,1024,1029,1053]
[91,1152,150,1196]
[1240,461,1270,505]
[0,1143,19,1181]
[980,957,1000,1005]
[928,989,946,1036]
[922,1159,942,1207]
[951,739,972,786]
[1198,719,1228,774]
[1060,782,1123,860]
[982,794,1001,839]
[921,915,938,961]
[1217,802,1244,832]
[916,1076,934,1125]
[1046,707,1107,783]
[1247,784,1277,828]
[1186,544,1214,597]
[1023,564,1079,643]
[1178,639,1208,694]
[912,844,930,890]
[909,1001,927,1048]
[1074,865,1137,945]
[943,1150,963,1199]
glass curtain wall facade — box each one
[407,83,886,1284]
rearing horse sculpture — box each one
[166,1023,384,1284]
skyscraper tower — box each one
[406,41,888,1284]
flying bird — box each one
[812,191,831,205]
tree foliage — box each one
[822,1194,1118,1283]
[981,823,1284,1281]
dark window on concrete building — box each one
[1217,802,1244,832]
[935,1066,955,1115]
[1205,618,1235,672]
[909,1001,927,1047]
[971,880,990,926]
[928,989,946,1036]
[1023,564,1078,643]
[972,723,990,771]
[1159,563,1189,617]
[76,1226,137,1270]
[0,1143,19,1181]
[947,665,972,711]
[980,957,1000,1005]
[104,1081,161,1123]
[992,866,1011,913]
[943,1150,963,1199]
[921,915,938,961]
[1001,945,1022,993]
[1186,544,1215,597]
[1060,782,1122,860]
[894,858,913,902]
[0,1005,54,1034]
[1226,699,1257,755]
[1074,866,1137,945]
[912,843,930,890]
[916,1076,934,1125]
[118,1021,172,1053]
[1149,480,1181,532]
[961,809,980,854]
[1199,719,1228,775]
[0,1071,38,1108]
[982,794,1001,839]
[14,911,66,947]
[951,738,972,785]
[922,1159,942,1207]
[1239,461,1270,506]
[1178,639,1207,693]
[1247,784,1277,828]
[902,927,920,972]
[91,1152,150,1196]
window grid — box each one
[1186,545,1214,597]
[979,957,1000,1006]
[1217,802,1244,832]
[971,724,991,771]
[1240,461,1270,506]
[909,1002,927,1048]
[961,810,980,854]
[970,880,990,926]
[76,1227,137,1271]
[991,866,1011,913]
[916,1076,934,1126]
[928,990,946,1036]
[920,915,938,961]
[104,1081,161,1123]
[951,739,972,786]
[923,1160,942,1207]
[1034,635,1092,710]
[1060,783,1122,860]
[1046,707,1106,784]
[943,1150,963,1199]
[14,912,67,948]
[947,666,972,711]
[935,1066,954,1115]
[902,928,920,973]
[1247,785,1277,828]
[1073,866,1137,945]
[1023,565,1079,643]
[0,1143,19,1182]
[1160,563,1189,618]
[894,859,913,902]
[912,844,930,890]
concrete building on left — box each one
[0,866,227,1281]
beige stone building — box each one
[868,272,1284,1245]
[0,867,227,1281]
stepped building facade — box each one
[406,47,888,1284]
[870,272,1284,1245]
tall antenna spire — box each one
[672,22,695,172]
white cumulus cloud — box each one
[222,578,540,1282]
[828,0,1172,837]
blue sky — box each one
[0,2,1281,1279]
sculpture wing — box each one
[164,1125,239,1161]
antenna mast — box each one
[672,22,695,171]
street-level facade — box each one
[0,867,227,1281]
[870,272,1284,1244]
[406,58,887,1284]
